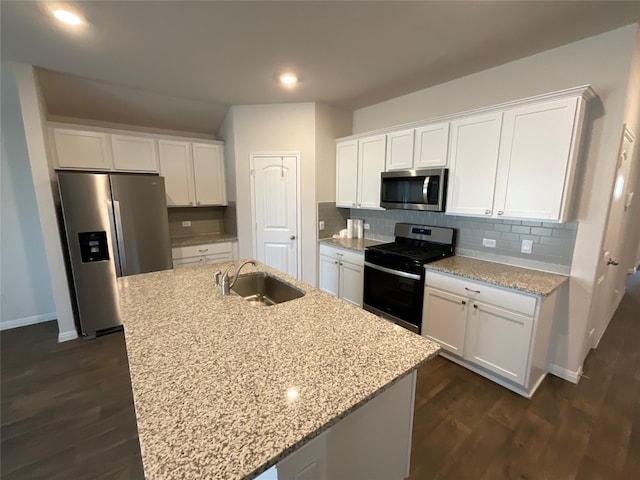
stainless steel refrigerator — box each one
[57,171,172,337]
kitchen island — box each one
[118,261,439,479]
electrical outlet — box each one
[364,223,370,230]
[182,221,192,227]
[319,220,325,231]
[521,239,533,254]
[482,238,496,248]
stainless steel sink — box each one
[231,272,305,306]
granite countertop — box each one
[171,233,238,248]
[118,261,439,479]
[319,237,385,253]
[425,256,568,296]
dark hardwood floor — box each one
[2,273,639,479]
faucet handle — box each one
[213,271,222,286]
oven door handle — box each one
[365,262,421,280]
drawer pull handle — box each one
[198,248,209,253]
[464,287,480,294]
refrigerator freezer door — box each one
[109,174,172,276]
[57,172,123,335]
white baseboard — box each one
[58,329,78,342]
[0,312,56,331]
[548,363,582,384]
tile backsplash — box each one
[168,206,226,237]
[318,202,350,238]
[350,208,577,270]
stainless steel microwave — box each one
[380,168,448,211]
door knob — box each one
[290,235,296,240]
[607,258,619,266]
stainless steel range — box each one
[363,223,456,333]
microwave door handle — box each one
[422,176,431,203]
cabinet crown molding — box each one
[337,85,597,142]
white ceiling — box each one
[2,1,638,134]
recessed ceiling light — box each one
[53,9,83,26]
[279,72,298,88]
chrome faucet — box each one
[221,260,257,295]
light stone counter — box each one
[319,237,385,253]
[118,261,439,479]
[170,232,238,248]
[425,256,568,296]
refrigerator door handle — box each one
[113,200,127,275]
[106,200,122,277]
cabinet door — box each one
[494,98,579,221]
[357,134,386,209]
[339,261,364,307]
[192,143,227,206]
[465,301,533,386]
[158,140,195,206]
[414,122,449,168]
[385,129,414,171]
[111,134,158,172]
[422,287,468,355]
[52,128,112,170]
[336,140,358,208]
[447,113,502,216]
[319,255,340,297]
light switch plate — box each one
[521,239,533,254]
[182,221,192,227]
[319,220,325,231]
[482,238,496,248]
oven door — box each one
[363,262,424,333]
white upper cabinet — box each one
[336,140,358,208]
[446,112,503,217]
[111,134,158,172]
[413,122,449,169]
[336,135,385,210]
[192,143,226,206]
[159,140,226,207]
[51,128,112,171]
[385,129,414,171]
[357,134,386,209]
[158,140,194,206]
[158,140,227,207]
[493,97,580,221]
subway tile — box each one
[539,236,572,247]
[552,228,577,238]
[511,226,531,234]
[493,224,511,232]
[500,232,520,241]
[531,227,553,236]
[503,220,522,225]
[522,221,543,227]
[519,235,540,244]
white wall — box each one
[1,63,56,330]
[352,25,638,377]
[11,63,78,342]
[219,103,318,285]
[315,104,352,203]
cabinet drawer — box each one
[172,242,232,260]
[425,270,537,316]
[319,244,364,267]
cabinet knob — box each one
[607,258,619,266]
[473,304,478,309]
[334,261,338,264]
[497,211,504,215]
[461,300,466,305]
[189,202,194,205]
[197,201,201,206]
[290,235,296,240]
[352,203,356,207]
[484,209,491,215]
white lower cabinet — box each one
[171,242,235,268]
[318,244,363,307]
[275,372,415,480]
[422,270,556,397]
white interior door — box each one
[589,126,635,347]
[252,155,299,278]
